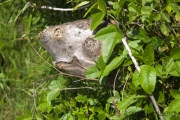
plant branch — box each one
[122,37,164,120]
[40,3,93,11]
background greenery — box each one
[1,0,180,120]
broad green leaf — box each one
[161,12,171,23]
[166,99,180,113]
[170,90,180,99]
[140,65,156,94]
[48,77,67,90]
[169,70,180,76]
[37,102,52,113]
[88,98,99,105]
[170,47,180,60]
[175,61,180,73]
[122,106,142,117]
[102,38,117,63]
[162,57,175,74]
[143,44,154,65]
[97,55,106,70]
[103,55,124,76]
[135,29,150,43]
[73,1,90,10]
[95,24,123,41]
[154,13,161,21]
[90,10,105,30]
[141,6,153,16]
[47,89,60,102]
[16,115,32,120]
[75,94,87,103]
[61,113,74,120]
[47,78,66,102]
[175,13,180,23]
[95,25,123,62]
[116,95,136,110]
[97,0,106,13]
[160,23,170,36]
[132,70,140,88]
[86,65,101,79]
[155,64,162,76]
[171,3,179,13]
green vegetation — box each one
[1,0,180,120]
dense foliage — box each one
[1,0,180,120]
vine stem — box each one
[122,37,164,120]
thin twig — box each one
[122,37,140,73]
[113,69,120,97]
[122,37,164,120]
[40,3,93,11]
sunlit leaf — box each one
[75,94,87,103]
[97,0,106,13]
[132,70,140,88]
[73,1,90,10]
[170,47,180,60]
[95,25,123,62]
[116,95,136,110]
[143,44,154,65]
[166,99,180,113]
[47,89,60,102]
[160,23,170,36]
[140,65,156,94]
[170,90,180,99]
[86,65,101,79]
[103,55,124,76]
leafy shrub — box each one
[2,0,180,120]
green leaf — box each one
[175,13,180,22]
[116,95,136,110]
[171,3,179,13]
[86,65,101,79]
[61,113,74,120]
[175,61,180,73]
[103,55,124,76]
[16,116,32,120]
[123,106,142,117]
[155,64,163,76]
[132,70,140,88]
[97,0,106,13]
[73,1,90,10]
[140,65,156,94]
[47,89,60,102]
[95,25,123,62]
[84,3,98,18]
[37,102,52,113]
[170,48,180,60]
[166,99,180,113]
[160,23,170,36]
[90,9,105,30]
[162,57,175,73]
[141,6,153,16]
[161,12,171,23]
[170,90,180,99]
[75,94,87,103]
[97,55,106,70]
[47,78,66,102]
[143,44,154,65]
[135,29,150,43]
[48,77,66,90]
